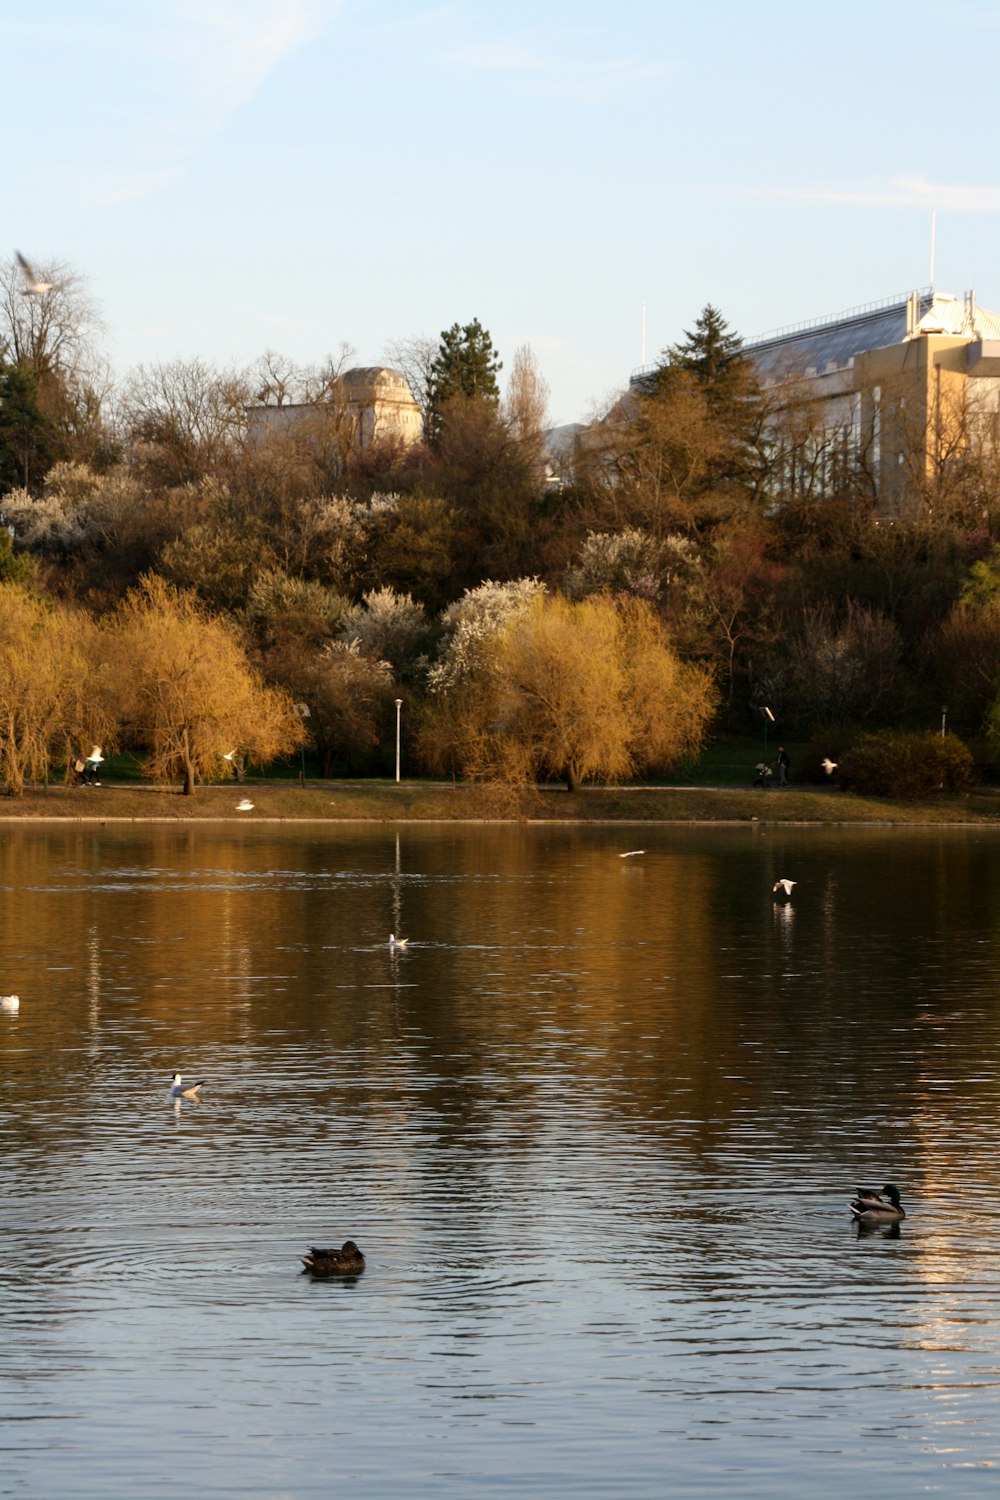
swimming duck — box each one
[850,1184,905,1223]
[170,1073,205,1100]
[301,1240,365,1276]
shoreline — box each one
[1,780,998,827]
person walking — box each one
[776,746,790,787]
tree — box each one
[423,592,717,791]
[427,319,502,443]
[111,574,303,794]
[266,637,393,775]
[667,303,746,389]
[0,362,54,491]
[0,585,106,795]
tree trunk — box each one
[182,761,196,795]
[564,765,580,793]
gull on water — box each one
[389,933,410,949]
[170,1073,205,1099]
[16,251,53,296]
[1,994,19,1012]
[772,878,797,897]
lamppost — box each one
[292,702,310,784]
[760,704,775,765]
[941,704,947,740]
[395,699,403,783]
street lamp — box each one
[292,702,310,784]
[760,704,775,765]
[395,699,403,783]
[941,704,947,740]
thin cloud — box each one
[439,39,668,94]
[96,0,342,204]
[795,176,1000,212]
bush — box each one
[839,730,976,800]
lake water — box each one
[3,820,1000,1497]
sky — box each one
[6,0,1000,426]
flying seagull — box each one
[236,797,254,811]
[619,850,646,858]
[15,251,53,296]
[170,1073,204,1099]
[772,878,797,897]
[821,758,838,776]
[389,933,410,949]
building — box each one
[248,366,422,453]
[744,289,1000,504]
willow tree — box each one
[111,574,303,794]
[424,592,717,791]
[0,584,107,794]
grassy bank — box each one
[3,777,999,824]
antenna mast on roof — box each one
[929,209,936,290]
[641,302,647,366]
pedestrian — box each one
[776,746,790,786]
[73,757,86,786]
[84,746,103,786]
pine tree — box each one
[669,303,745,387]
[427,319,502,443]
[0,362,54,493]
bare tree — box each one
[382,334,436,429]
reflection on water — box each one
[3,822,1000,1497]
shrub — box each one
[839,730,976,800]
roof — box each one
[744,290,1000,383]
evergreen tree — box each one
[668,303,746,387]
[0,362,54,493]
[427,319,502,443]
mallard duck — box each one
[170,1073,205,1100]
[301,1240,365,1276]
[850,1183,905,1223]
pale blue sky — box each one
[7,0,1000,424]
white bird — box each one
[619,850,646,858]
[773,878,797,897]
[389,933,410,949]
[222,750,236,761]
[170,1073,204,1099]
[821,758,838,776]
[1,993,19,1012]
[236,797,254,811]
[16,251,53,296]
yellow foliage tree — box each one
[111,574,304,794]
[426,593,716,791]
[0,584,109,795]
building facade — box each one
[248,366,422,453]
[745,289,1000,505]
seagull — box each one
[1,994,19,1012]
[619,850,646,858]
[773,878,797,897]
[389,933,410,949]
[236,797,254,811]
[821,758,838,776]
[15,251,53,296]
[222,750,236,762]
[170,1073,205,1099]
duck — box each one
[301,1240,365,1276]
[850,1183,905,1223]
[170,1073,205,1100]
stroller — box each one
[753,761,773,788]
